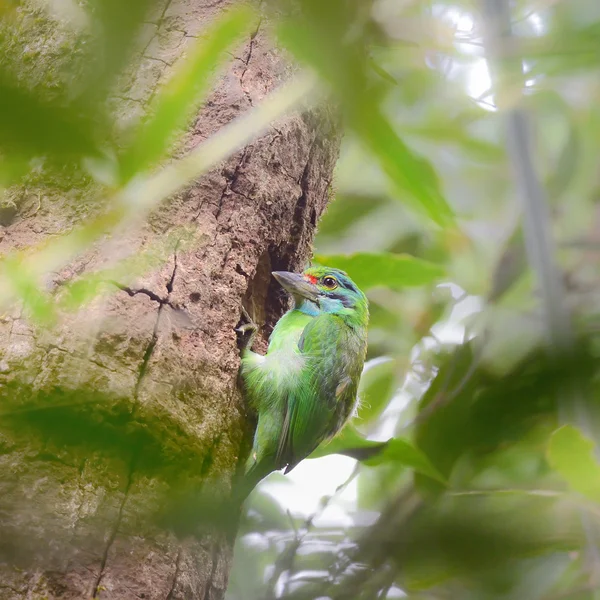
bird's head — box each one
[272,266,368,324]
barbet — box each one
[238,266,369,493]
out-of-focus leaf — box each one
[547,424,600,502]
[315,252,445,290]
[366,300,398,332]
[353,105,454,227]
[369,58,399,85]
[402,122,504,162]
[524,21,600,77]
[0,156,29,187]
[311,424,445,483]
[356,358,399,426]
[546,117,579,201]
[488,227,527,302]
[84,0,159,94]
[276,2,454,227]
[357,458,404,510]
[310,424,384,460]
[119,5,255,181]
[244,489,291,532]
[3,258,55,325]
[317,194,387,239]
[0,76,98,158]
[399,493,572,592]
[363,438,446,484]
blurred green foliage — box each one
[228,0,600,599]
[2,0,600,598]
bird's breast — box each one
[261,347,306,378]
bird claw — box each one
[236,305,257,332]
[236,305,258,351]
[235,322,256,335]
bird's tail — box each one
[233,455,274,505]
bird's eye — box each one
[322,276,338,289]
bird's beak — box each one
[272,271,319,302]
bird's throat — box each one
[295,298,320,316]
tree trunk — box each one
[0,1,340,598]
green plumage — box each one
[239,266,369,492]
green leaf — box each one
[0,157,31,188]
[119,4,255,181]
[547,424,600,502]
[351,104,454,227]
[363,438,446,484]
[314,252,445,290]
[276,10,454,227]
[84,0,158,94]
[245,488,291,531]
[3,258,56,325]
[369,58,399,86]
[316,194,387,239]
[356,358,400,426]
[402,122,504,163]
[309,425,383,460]
[310,425,446,484]
[0,77,97,159]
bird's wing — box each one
[275,313,358,473]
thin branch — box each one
[481,0,572,352]
[270,465,360,599]
[481,0,600,581]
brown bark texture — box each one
[0,0,341,598]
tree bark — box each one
[0,1,340,598]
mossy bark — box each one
[0,1,341,598]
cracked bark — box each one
[0,0,341,599]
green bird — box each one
[238,266,369,493]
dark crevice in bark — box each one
[143,54,172,67]
[236,127,324,336]
[235,263,250,278]
[158,0,174,22]
[91,455,137,598]
[113,94,144,104]
[166,251,178,294]
[133,252,178,398]
[165,548,182,600]
[216,148,250,218]
[239,20,262,107]
[142,0,175,39]
[112,282,167,305]
[111,253,187,321]
[200,434,222,477]
[290,136,318,243]
[203,543,221,600]
[136,317,161,396]
[136,0,176,108]
[90,252,180,597]
[225,51,247,65]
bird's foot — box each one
[235,305,258,351]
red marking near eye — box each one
[305,274,318,284]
